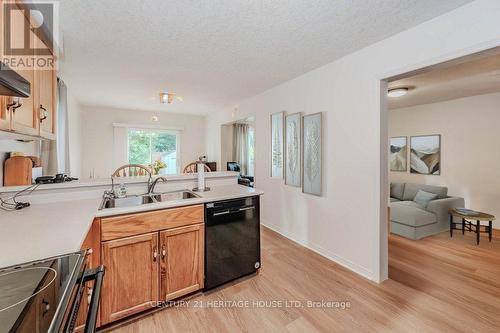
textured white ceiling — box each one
[58,0,472,115]
[388,50,500,109]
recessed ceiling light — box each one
[388,87,409,98]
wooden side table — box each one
[449,209,495,245]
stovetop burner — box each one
[0,252,85,333]
[0,267,57,313]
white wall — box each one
[81,106,206,179]
[67,90,83,178]
[205,0,500,282]
[390,92,500,228]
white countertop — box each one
[0,185,263,268]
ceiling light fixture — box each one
[387,87,409,98]
[159,92,183,104]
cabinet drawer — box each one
[101,205,204,241]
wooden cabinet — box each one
[98,205,205,326]
[37,68,56,139]
[4,3,38,136]
[35,38,56,139]
[160,224,204,301]
[0,1,57,139]
[100,232,160,325]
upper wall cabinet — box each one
[0,1,57,140]
[4,3,39,136]
[35,38,56,140]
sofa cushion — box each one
[390,197,400,203]
[391,200,424,209]
[390,202,437,227]
[402,183,448,201]
[390,182,405,201]
[413,190,438,208]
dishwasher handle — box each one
[212,206,255,216]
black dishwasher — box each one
[205,196,261,290]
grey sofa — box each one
[390,182,464,240]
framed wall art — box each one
[390,136,407,172]
[410,135,441,175]
[302,112,322,196]
[285,113,301,187]
[270,111,285,178]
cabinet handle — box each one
[161,245,166,259]
[153,247,158,262]
[42,299,50,316]
[39,105,48,122]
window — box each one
[127,128,180,174]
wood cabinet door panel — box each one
[160,224,204,301]
[100,232,159,325]
[6,4,38,136]
[101,205,204,241]
[35,37,56,139]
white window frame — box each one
[126,128,181,174]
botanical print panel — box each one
[285,113,301,186]
[410,135,441,175]
[271,112,284,178]
[390,137,407,172]
[302,113,322,195]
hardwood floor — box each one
[105,227,500,333]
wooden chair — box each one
[183,162,211,174]
[112,164,152,177]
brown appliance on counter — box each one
[3,156,38,186]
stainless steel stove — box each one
[0,251,104,333]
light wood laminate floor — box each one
[106,226,500,333]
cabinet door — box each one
[160,224,204,301]
[6,4,38,136]
[35,38,56,139]
[100,232,159,325]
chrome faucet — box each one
[148,176,168,194]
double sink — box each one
[100,190,200,210]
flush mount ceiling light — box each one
[159,91,183,104]
[387,87,409,98]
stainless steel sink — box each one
[151,190,199,202]
[99,190,200,209]
[100,194,156,209]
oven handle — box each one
[83,265,105,333]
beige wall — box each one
[206,1,500,282]
[81,106,206,179]
[390,92,500,228]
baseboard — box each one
[261,220,375,282]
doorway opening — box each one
[382,47,500,316]
[220,115,255,187]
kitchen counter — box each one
[0,185,263,268]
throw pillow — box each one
[413,189,438,208]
